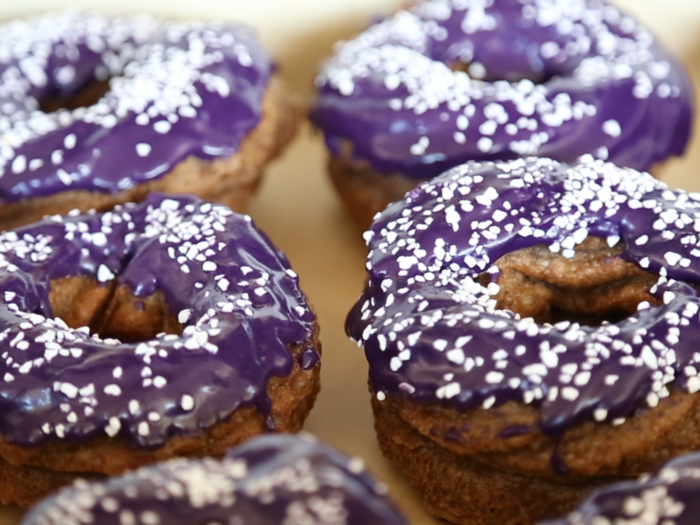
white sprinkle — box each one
[181,394,195,411]
[477,136,493,152]
[104,384,121,396]
[138,422,150,436]
[11,155,26,174]
[153,121,171,134]
[664,251,682,266]
[64,134,77,149]
[105,417,121,437]
[97,264,115,282]
[602,119,622,137]
[136,143,152,157]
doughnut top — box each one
[348,157,700,434]
[311,0,693,179]
[542,452,700,525]
[21,433,409,525]
[0,11,272,201]
[0,193,316,448]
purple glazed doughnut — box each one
[22,435,407,525]
[0,192,320,507]
[310,0,694,228]
[20,433,408,525]
[542,451,700,525]
[0,11,298,229]
[347,157,700,524]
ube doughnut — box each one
[542,451,700,525]
[0,193,320,507]
[20,434,408,525]
[311,0,694,228]
[348,157,700,524]
[0,11,298,229]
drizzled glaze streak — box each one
[0,11,271,201]
[311,0,693,179]
[542,452,700,525]
[347,158,700,435]
[21,434,409,525]
[0,193,316,448]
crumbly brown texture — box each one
[327,147,666,232]
[0,276,321,507]
[372,238,700,525]
[328,148,423,231]
[0,74,299,231]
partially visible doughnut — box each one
[0,11,298,229]
[0,193,320,507]
[348,157,700,524]
[20,434,408,525]
[311,0,694,228]
[542,451,700,525]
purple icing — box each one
[0,192,317,448]
[310,0,694,179]
[542,452,700,525]
[0,11,271,201]
[21,433,409,525]
[347,157,700,435]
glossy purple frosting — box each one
[0,193,317,448]
[311,0,694,179]
[542,452,700,525]
[347,157,700,435]
[0,11,271,201]
[21,433,409,525]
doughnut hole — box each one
[40,78,110,113]
[49,276,116,330]
[450,60,552,84]
[490,236,660,326]
[49,278,182,343]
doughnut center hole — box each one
[49,277,183,343]
[450,61,554,84]
[488,237,660,326]
[40,78,111,113]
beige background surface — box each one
[0,1,699,523]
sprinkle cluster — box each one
[21,433,409,525]
[0,193,316,447]
[0,11,270,201]
[348,157,700,434]
[543,451,700,525]
[311,0,693,179]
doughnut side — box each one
[372,390,700,525]
[0,458,101,509]
[0,275,321,507]
[0,75,299,231]
[326,149,670,232]
[0,330,320,507]
[328,149,424,231]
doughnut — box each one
[0,11,298,230]
[20,433,408,525]
[310,0,694,228]
[542,451,700,525]
[347,157,700,524]
[0,192,320,507]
